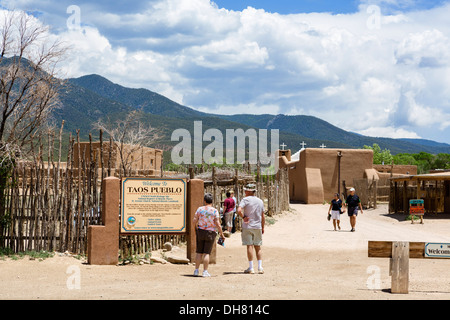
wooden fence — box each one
[389,180,447,214]
[197,165,290,231]
[0,130,185,256]
[0,129,290,257]
[344,178,390,209]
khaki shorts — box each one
[241,228,263,246]
[225,211,234,227]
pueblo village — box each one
[2,1,450,305]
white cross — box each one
[320,144,327,149]
[300,141,307,149]
[280,143,287,150]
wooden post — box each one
[373,179,378,209]
[403,181,408,214]
[369,241,427,294]
[390,241,409,294]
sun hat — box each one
[244,183,257,192]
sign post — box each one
[368,241,450,294]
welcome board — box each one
[120,178,187,234]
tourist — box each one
[344,188,363,232]
[223,191,235,234]
[193,193,225,277]
[237,183,265,274]
[230,190,237,233]
[328,193,344,231]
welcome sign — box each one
[121,178,187,234]
[424,243,450,258]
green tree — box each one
[363,143,393,165]
[432,153,450,170]
[393,153,417,166]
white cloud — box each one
[197,102,280,115]
[356,126,422,139]
[4,1,450,142]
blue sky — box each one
[212,0,360,14]
[213,0,448,14]
[2,0,450,145]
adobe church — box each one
[278,147,416,204]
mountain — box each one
[68,74,207,119]
[216,114,450,155]
[53,74,450,156]
[399,138,450,149]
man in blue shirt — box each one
[344,188,363,232]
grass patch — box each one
[0,249,54,261]
[406,214,421,221]
[265,216,277,226]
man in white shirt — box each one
[237,184,265,274]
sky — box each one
[2,0,450,144]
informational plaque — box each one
[121,178,187,234]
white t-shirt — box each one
[239,196,264,229]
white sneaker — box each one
[244,267,255,274]
[258,268,264,274]
[193,269,199,276]
[202,270,211,277]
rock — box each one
[167,256,190,264]
[150,256,167,264]
[163,242,173,251]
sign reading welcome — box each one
[121,178,187,234]
[425,243,450,258]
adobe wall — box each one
[373,164,417,175]
[73,142,163,172]
[289,148,375,204]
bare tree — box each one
[0,10,67,164]
[94,110,160,176]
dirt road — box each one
[1,203,450,300]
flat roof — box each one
[390,171,450,182]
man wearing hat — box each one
[237,183,265,274]
[344,187,363,232]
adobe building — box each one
[73,142,163,176]
[373,164,417,186]
[279,148,379,204]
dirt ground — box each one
[2,203,450,301]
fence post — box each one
[390,241,409,294]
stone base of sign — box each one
[87,177,120,265]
